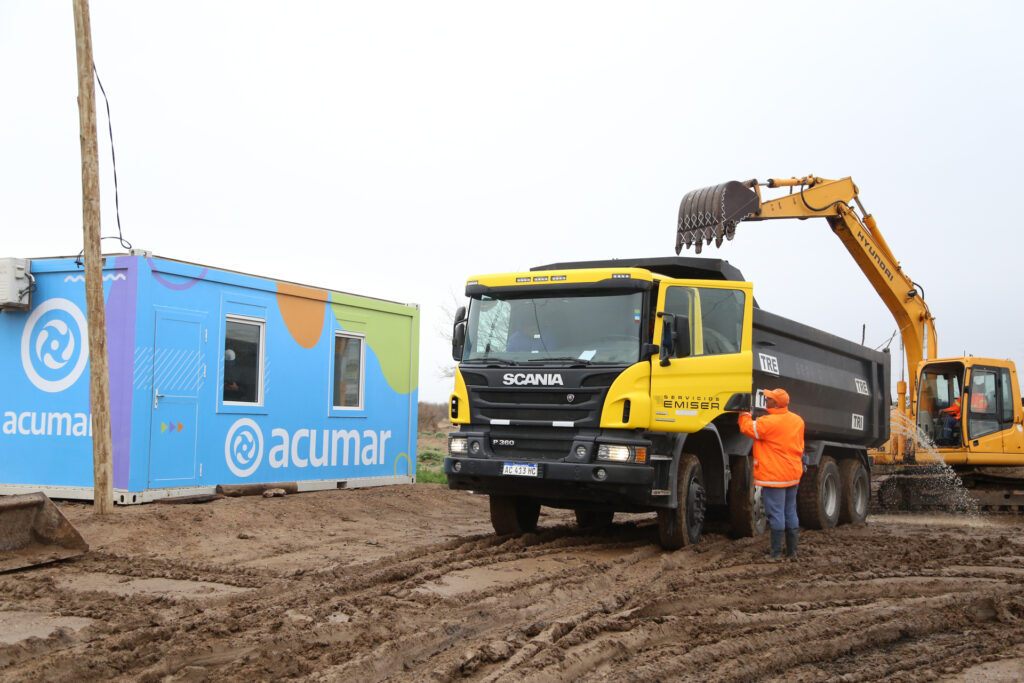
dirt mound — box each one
[3,485,1024,680]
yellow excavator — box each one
[676,175,1024,510]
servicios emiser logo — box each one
[225,418,263,478]
[20,298,89,393]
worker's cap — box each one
[225,349,236,362]
[763,388,790,407]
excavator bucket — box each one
[0,493,88,573]
[676,180,761,254]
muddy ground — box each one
[4,478,1024,682]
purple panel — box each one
[106,256,137,489]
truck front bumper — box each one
[443,456,660,508]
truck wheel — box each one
[838,459,869,524]
[657,454,706,550]
[728,455,767,538]
[574,508,614,529]
[489,496,541,535]
[797,456,840,530]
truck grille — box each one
[486,426,576,461]
[468,387,604,426]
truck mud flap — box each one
[0,493,89,573]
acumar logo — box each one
[21,298,89,393]
[502,372,564,386]
[224,418,393,479]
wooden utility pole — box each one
[72,0,114,514]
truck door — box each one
[650,280,753,433]
[966,366,1018,457]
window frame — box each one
[967,367,1000,440]
[663,284,746,358]
[222,313,266,408]
[330,331,366,412]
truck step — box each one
[651,489,671,496]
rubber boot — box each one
[767,530,784,559]
[785,528,799,559]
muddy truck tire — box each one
[798,456,840,529]
[728,455,767,538]
[489,496,540,535]
[839,458,870,524]
[658,454,706,549]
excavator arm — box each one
[676,175,937,424]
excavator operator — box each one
[940,396,962,444]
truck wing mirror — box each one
[659,313,674,366]
[658,313,691,366]
[452,323,466,361]
[673,316,691,358]
[452,306,467,361]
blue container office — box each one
[0,254,419,503]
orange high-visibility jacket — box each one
[940,397,962,420]
[738,407,805,488]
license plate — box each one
[502,462,538,477]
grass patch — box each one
[419,450,444,463]
[417,470,448,485]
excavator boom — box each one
[676,176,938,458]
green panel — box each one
[329,293,419,394]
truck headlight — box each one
[449,437,468,455]
[597,444,633,462]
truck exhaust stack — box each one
[0,493,89,573]
[676,180,760,254]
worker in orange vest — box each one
[738,388,806,559]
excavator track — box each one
[872,465,1024,513]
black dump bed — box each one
[533,257,891,449]
[753,309,890,449]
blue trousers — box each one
[762,485,799,531]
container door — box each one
[650,279,753,432]
[148,310,204,486]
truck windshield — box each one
[463,291,644,364]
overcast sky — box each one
[3,2,1022,403]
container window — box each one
[333,333,364,409]
[224,317,264,404]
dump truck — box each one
[674,175,1024,510]
[444,256,889,548]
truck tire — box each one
[489,496,540,535]
[838,458,869,524]
[798,456,840,530]
[657,454,706,550]
[728,455,767,538]
[574,508,614,530]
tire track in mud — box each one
[1,520,658,680]
[6,490,1024,681]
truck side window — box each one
[664,286,744,357]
